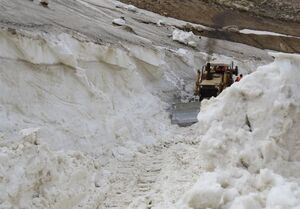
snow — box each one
[114,2,138,12]
[0,0,299,208]
[179,168,300,209]
[239,29,300,39]
[0,28,174,153]
[157,20,165,27]
[179,52,300,209]
[0,132,103,209]
[127,5,138,12]
[113,18,126,26]
[19,127,40,137]
[172,29,198,47]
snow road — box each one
[0,0,299,209]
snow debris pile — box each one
[179,53,300,209]
[181,168,300,209]
[172,29,198,47]
[0,131,104,209]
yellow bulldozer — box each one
[194,62,238,100]
[171,62,239,126]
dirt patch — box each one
[119,0,300,53]
[119,0,300,35]
[179,24,300,53]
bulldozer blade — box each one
[171,102,200,127]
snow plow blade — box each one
[171,102,200,127]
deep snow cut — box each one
[0,0,298,208]
[0,27,260,154]
[1,26,299,208]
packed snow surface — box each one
[0,0,299,208]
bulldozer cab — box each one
[195,62,238,100]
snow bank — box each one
[0,28,173,153]
[179,53,300,209]
[180,168,300,209]
[0,132,104,209]
[172,29,198,47]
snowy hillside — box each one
[0,0,299,209]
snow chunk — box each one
[157,20,165,27]
[185,178,224,209]
[19,127,40,137]
[114,2,138,12]
[112,17,126,26]
[184,53,300,208]
[172,29,198,47]
[181,168,300,209]
[127,5,137,12]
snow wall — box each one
[178,53,300,209]
[0,28,184,153]
[0,27,182,209]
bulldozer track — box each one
[102,145,166,209]
[101,137,201,209]
[134,151,163,196]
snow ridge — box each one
[179,53,300,209]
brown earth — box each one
[119,0,300,53]
[119,0,300,35]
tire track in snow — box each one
[101,138,200,209]
[102,145,165,209]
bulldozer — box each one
[171,62,238,126]
[195,62,238,100]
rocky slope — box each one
[206,0,300,22]
[119,0,300,53]
[120,0,300,28]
